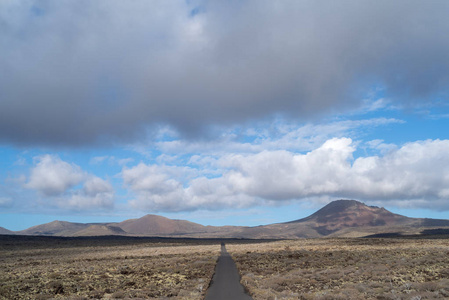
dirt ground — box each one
[228,238,449,300]
[0,236,221,299]
[2,236,449,299]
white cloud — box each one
[83,176,113,196]
[63,193,114,211]
[221,138,449,206]
[122,162,256,211]
[217,138,355,200]
[123,138,449,212]
[64,176,114,210]
[348,139,449,202]
[25,154,114,210]
[126,137,349,211]
[123,163,194,211]
[25,154,84,196]
[155,117,404,156]
[123,163,182,194]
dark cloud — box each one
[1,0,448,146]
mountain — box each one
[17,220,96,236]
[287,199,415,235]
[7,200,449,238]
[118,214,210,235]
[225,200,449,238]
[74,224,127,236]
[0,226,14,235]
[270,199,449,238]
[118,214,245,237]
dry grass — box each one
[228,238,449,300]
[0,237,220,299]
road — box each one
[204,243,253,300]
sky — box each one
[1,0,449,231]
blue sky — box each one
[1,1,449,231]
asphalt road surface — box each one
[204,243,253,300]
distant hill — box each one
[74,224,127,236]
[213,200,449,239]
[286,199,415,235]
[118,214,210,235]
[0,226,14,235]
[6,200,449,238]
[265,199,449,238]
[17,220,97,236]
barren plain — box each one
[229,238,449,299]
[0,236,221,299]
[1,235,449,299]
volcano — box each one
[5,200,449,238]
[287,199,414,235]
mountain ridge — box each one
[0,226,13,235]
[283,199,415,235]
[4,200,449,238]
[118,214,211,235]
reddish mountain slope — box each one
[0,226,14,235]
[118,214,210,235]
[17,220,93,236]
[287,199,414,235]
[74,225,127,236]
[8,200,449,238]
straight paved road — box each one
[204,243,253,300]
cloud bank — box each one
[25,155,114,210]
[123,138,449,212]
[1,0,449,146]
